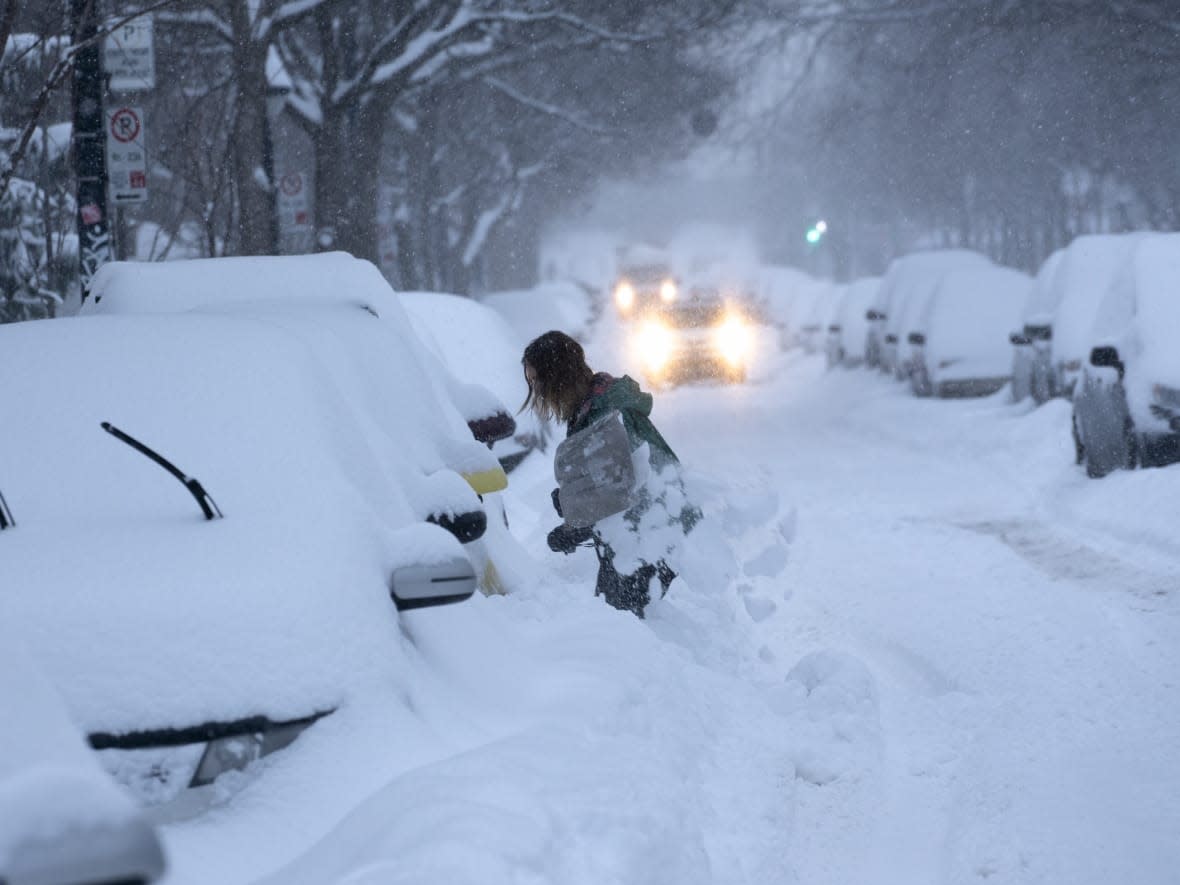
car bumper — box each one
[935,376,1009,398]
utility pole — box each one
[70,0,112,302]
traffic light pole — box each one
[70,0,112,302]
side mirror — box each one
[389,555,477,611]
[866,309,883,321]
[1025,324,1052,342]
[1010,331,1031,346]
[828,324,841,333]
[427,509,488,544]
[468,411,515,446]
[884,334,898,345]
[908,332,925,346]
[1089,345,1124,379]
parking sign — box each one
[106,106,148,204]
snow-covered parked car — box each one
[758,266,830,351]
[797,278,840,355]
[757,264,815,348]
[0,253,502,809]
[1047,233,1154,402]
[0,634,166,885]
[1009,247,1065,403]
[908,264,1031,398]
[1072,234,1180,478]
[866,249,991,373]
[824,276,880,368]
[400,290,545,474]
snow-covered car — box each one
[477,280,594,349]
[824,276,881,368]
[756,264,818,349]
[866,249,991,372]
[400,290,545,474]
[0,253,501,808]
[1009,247,1065,403]
[0,634,166,885]
[629,284,761,386]
[796,278,840,355]
[1047,233,1154,402]
[1071,235,1180,478]
[908,264,1031,398]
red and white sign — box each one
[106,106,148,204]
[109,107,141,143]
[277,171,311,232]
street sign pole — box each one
[71,0,113,301]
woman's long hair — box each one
[521,330,595,424]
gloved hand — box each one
[551,487,563,517]
[547,523,592,554]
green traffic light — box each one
[806,228,822,244]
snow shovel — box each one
[554,409,636,528]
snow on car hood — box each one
[0,301,480,736]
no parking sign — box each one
[106,106,148,204]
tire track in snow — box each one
[953,519,1176,607]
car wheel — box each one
[1123,419,1139,470]
[1072,413,1084,466]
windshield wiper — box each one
[0,487,13,529]
[102,422,223,521]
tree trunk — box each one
[228,4,275,255]
[314,99,382,261]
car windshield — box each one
[621,264,672,285]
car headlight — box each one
[659,279,677,303]
[714,315,752,366]
[634,320,674,372]
[614,281,636,313]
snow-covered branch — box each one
[482,76,610,135]
[156,8,234,43]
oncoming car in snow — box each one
[610,244,680,320]
[628,284,759,387]
[0,253,503,811]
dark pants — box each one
[593,539,675,619]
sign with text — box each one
[277,171,311,232]
[103,16,155,91]
[106,106,148,204]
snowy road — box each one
[163,334,1180,885]
[650,350,1180,885]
